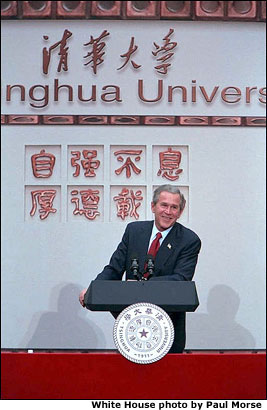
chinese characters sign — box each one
[43,28,177,75]
[3,20,264,115]
[24,144,188,222]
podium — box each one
[84,280,199,313]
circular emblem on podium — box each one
[113,302,174,364]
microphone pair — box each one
[130,254,155,281]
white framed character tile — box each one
[25,145,61,184]
[67,145,104,183]
[110,145,146,184]
[152,145,188,185]
[110,185,147,222]
[67,185,104,222]
[25,185,61,222]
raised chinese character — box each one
[31,149,56,178]
[157,147,183,181]
[113,188,143,220]
[134,309,142,316]
[152,28,177,75]
[42,29,72,74]
[30,190,57,220]
[117,37,141,71]
[83,30,110,74]
[71,189,100,220]
[71,150,100,177]
[71,151,81,177]
[114,149,142,178]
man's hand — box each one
[79,288,87,307]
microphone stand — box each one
[142,255,155,280]
[130,258,142,281]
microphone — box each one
[130,255,140,280]
[145,254,155,280]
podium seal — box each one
[113,302,174,364]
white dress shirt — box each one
[148,223,173,251]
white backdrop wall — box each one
[1,20,266,349]
[1,125,265,349]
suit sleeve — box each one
[149,236,201,282]
[95,224,130,280]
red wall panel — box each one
[1,351,266,399]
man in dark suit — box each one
[79,184,201,353]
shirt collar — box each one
[150,223,173,244]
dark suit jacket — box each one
[95,220,201,282]
[95,220,201,352]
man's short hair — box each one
[152,184,186,212]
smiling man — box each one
[79,184,201,353]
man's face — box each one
[151,191,183,232]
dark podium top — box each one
[84,280,199,312]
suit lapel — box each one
[155,223,180,269]
[136,221,153,273]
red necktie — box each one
[143,232,162,278]
[147,232,162,259]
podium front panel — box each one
[85,280,199,312]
